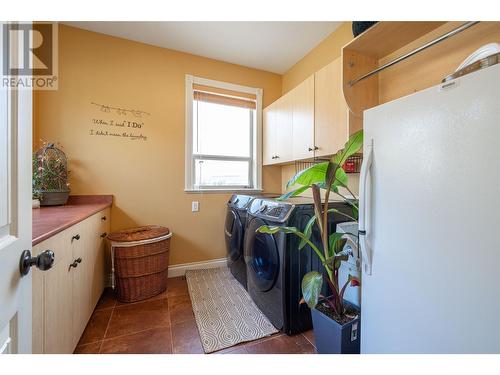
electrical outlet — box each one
[192,201,199,212]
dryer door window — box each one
[245,218,280,292]
[225,209,243,264]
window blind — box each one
[193,84,256,109]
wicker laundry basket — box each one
[107,225,172,303]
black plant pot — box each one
[311,301,360,354]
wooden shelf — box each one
[341,21,500,128]
[345,22,446,58]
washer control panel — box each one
[249,199,294,222]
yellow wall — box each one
[34,24,283,266]
[281,22,353,95]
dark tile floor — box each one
[74,276,316,354]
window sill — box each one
[184,188,264,194]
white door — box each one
[0,24,34,354]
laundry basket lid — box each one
[107,225,170,242]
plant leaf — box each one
[299,215,316,250]
[325,248,350,270]
[256,225,301,235]
[328,233,345,257]
[335,248,350,268]
[331,130,364,167]
[351,204,359,220]
[257,225,326,263]
[301,271,323,309]
[332,167,348,188]
[286,162,328,188]
[317,181,339,194]
[316,168,347,193]
[300,209,356,252]
[277,185,309,201]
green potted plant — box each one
[33,142,71,206]
[257,130,363,354]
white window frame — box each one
[185,75,263,192]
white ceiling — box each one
[63,22,342,74]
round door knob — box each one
[19,249,55,276]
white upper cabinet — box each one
[275,94,293,163]
[263,103,277,165]
[291,76,315,160]
[263,96,293,165]
[314,57,349,157]
[262,56,349,166]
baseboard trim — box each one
[168,257,227,278]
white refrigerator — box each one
[358,63,500,353]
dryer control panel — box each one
[228,194,254,210]
[248,199,294,223]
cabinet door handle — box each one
[101,216,107,221]
[71,234,80,242]
[309,146,319,151]
[308,147,313,152]
[100,232,107,239]
[69,257,82,270]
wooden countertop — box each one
[33,195,113,246]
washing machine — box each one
[224,193,278,289]
[244,197,354,335]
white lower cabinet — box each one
[32,208,110,354]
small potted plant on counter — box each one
[33,142,71,206]
[257,130,363,354]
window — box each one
[185,76,263,191]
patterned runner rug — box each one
[185,267,278,353]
